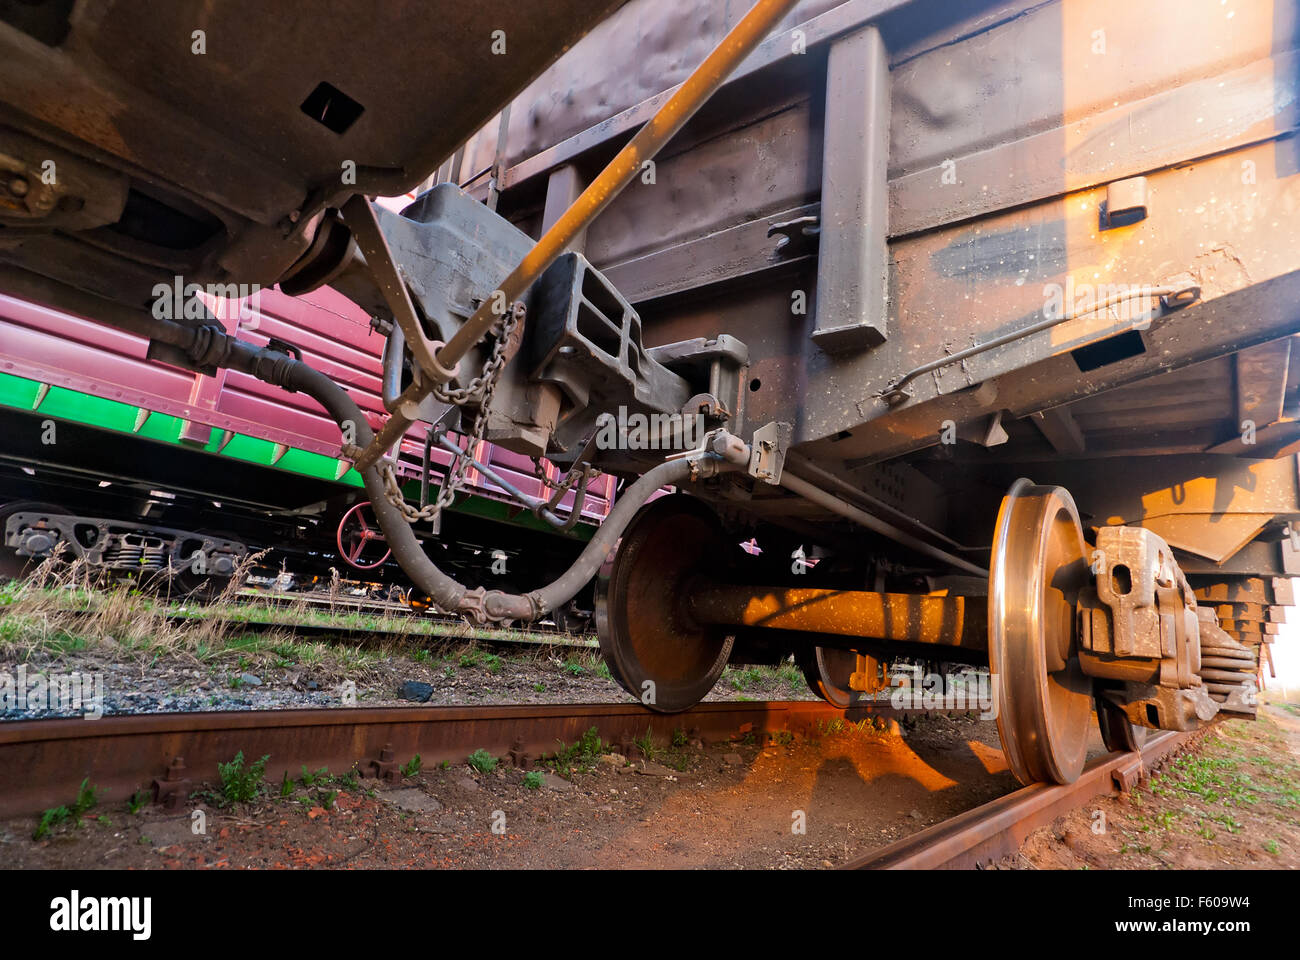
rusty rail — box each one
[0,699,901,821]
[844,729,1198,869]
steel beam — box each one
[811,25,890,353]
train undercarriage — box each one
[1,0,1298,785]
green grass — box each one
[467,749,498,774]
[634,727,658,762]
[33,778,101,840]
[522,771,544,790]
[546,726,606,778]
[211,751,269,806]
[299,764,330,787]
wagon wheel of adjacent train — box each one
[988,479,1095,786]
[336,501,392,571]
[595,494,734,713]
[0,501,69,581]
[797,646,861,708]
[1095,691,1148,753]
[169,529,241,602]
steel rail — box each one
[0,699,893,821]
[353,0,803,471]
[843,729,1198,869]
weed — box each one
[634,727,658,762]
[547,726,605,778]
[126,789,151,815]
[523,771,544,790]
[214,751,269,806]
[33,778,100,840]
[299,765,330,787]
[402,754,422,778]
[468,749,498,774]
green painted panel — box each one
[37,385,137,431]
[279,447,362,487]
[134,411,184,444]
[218,432,278,466]
[0,372,40,409]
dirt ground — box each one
[3,712,1018,869]
[4,696,1294,869]
[1012,694,1300,869]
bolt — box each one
[7,177,29,198]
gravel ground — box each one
[0,635,812,720]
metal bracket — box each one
[748,421,791,485]
[766,215,820,258]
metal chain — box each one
[375,303,522,524]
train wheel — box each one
[595,495,734,713]
[797,647,859,708]
[1096,694,1148,753]
[336,501,392,570]
[988,479,1094,786]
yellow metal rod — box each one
[354,0,799,471]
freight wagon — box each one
[0,0,1295,783]
[0,278,613,616]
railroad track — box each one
[40,591,598,650]
[0,699,870,821]
[845,729,1200,869]
[2,698,1207,869]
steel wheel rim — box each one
[595,495,734,713]
[989,479,1094,785]
[798,646,858,708]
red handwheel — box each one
[336,501,392,570]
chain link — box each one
[376,303,522,524]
